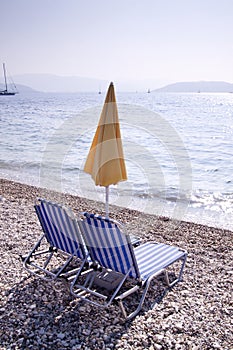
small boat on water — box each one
[0,63,18,96]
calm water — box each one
[0,91,232,230]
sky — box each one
[1,0,233,89]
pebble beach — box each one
[0,178,232,350]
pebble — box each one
[0,178,232,350]
[57,332,66,339]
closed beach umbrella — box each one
[84,82,127,217]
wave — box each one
[0,159,40,171]
[119,186,233,214]
[1,159,232,214]
[189,189,233,213]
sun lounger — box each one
[71,213,187,320]
[21,199,90,281]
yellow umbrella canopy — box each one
[84,82,127,215]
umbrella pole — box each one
[105,186,109,218]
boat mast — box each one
[3,63,8,92]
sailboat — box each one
[0,63,18,96]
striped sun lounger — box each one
[71,213,187,320]
[22,199,89,281]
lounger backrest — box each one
[35,199,86,259]
[78,213,140,279]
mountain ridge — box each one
[153,81,233,93]
[0,83,38,93]
[4,74,233,93]
[12,73,108,93]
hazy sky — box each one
[1,0,233,86]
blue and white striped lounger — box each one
[71,213,187,320]
[22,199,89,281]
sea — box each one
[0,91,232,231]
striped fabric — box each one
[35,199,85,259]
[79,213,140,278]
[134,242,185,280]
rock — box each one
[57,332,66,339]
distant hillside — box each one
[153,81,233,93]
[16,84,39,93]
[0,83,38,93]
[13,74,108,93]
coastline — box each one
[0,178,232,349]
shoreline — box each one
[1,173,232,232]
[0,178,232,349]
